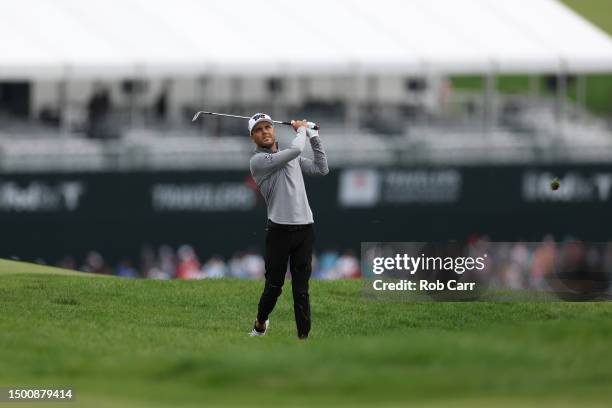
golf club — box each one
[192,111,320,130]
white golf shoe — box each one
[249,319,269,337]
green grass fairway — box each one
[563,0,612,35]
[1,261,611,407]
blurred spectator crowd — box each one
[361,237,612,291]
[485,238,612,290]
[52,245,361,280]
[35,238,612,290]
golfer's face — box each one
[251,122,275,148]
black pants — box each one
[257,220,314,338]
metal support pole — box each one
[58,78,69,135]
[198,76,208,134]
[529,75,539,107]
[556,71,567,137]
[230,76,244,134]
[345,74,361,132]
[298,76,310,100]
[576,75,587,118]
[483,71,496,135]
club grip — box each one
[307,122,320,131]
[283,121,320,130]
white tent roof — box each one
[1,0,611,79]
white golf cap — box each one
[248,113,273,135]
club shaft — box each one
[192,111,319,130]
[194,111,251,121]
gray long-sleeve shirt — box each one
[249,127,329,225]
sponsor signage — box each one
[0,181,85,212]
[523,171,612,203]
[339,169,461,207]
[152,183,256,211]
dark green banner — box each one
[1,164,611,264]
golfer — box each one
[247,113,329,339]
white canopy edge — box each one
[0,0,611,80]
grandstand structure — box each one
[0,0,612,172]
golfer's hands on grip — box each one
[291,119,309,132]
[291,119,319,138]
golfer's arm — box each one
[300,136,329,176]
[251,128,307,175]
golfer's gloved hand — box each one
[291,119,309,132]
[306,127,319,139]
[299,119,319,139]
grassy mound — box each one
[0,261,611,407]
